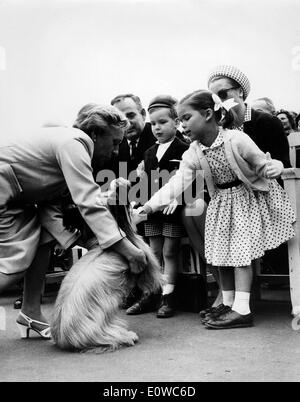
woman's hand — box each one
[127,249,148,274]
[109,177,131,192]
[265,152,284,179]
[163,199,178,215]
[110,238,147,274]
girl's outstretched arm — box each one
[144,147,201,214]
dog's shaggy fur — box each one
[51,191,162,353]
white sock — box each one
[162,284,175,295]
[232,291,251,315]
[222,290,235,307]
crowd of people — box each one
[0,64,298,346]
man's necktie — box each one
[130,138,138,160]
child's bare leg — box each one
[208,265,223,307]
[156,237,181,318]
[218,267,235,308]
[149,236,164,267]
[162,237,181,286]
[234,266,253,292]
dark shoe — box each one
[204,310,254,330]
[199,306,217,319]
[156,293,175,318]
[201,304,232,324]
[126,293,156,315]
[121,287,141,309]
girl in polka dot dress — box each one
[139,90,295,329]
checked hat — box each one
[208,65,251,100]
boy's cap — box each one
[148,94,178,112]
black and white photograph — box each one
[0,0,299,387]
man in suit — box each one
[109,95,157,308]
[110,94,156,179]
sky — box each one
[0,0,299,136]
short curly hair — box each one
[73,104,129,137]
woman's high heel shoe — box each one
[16,312,51,339]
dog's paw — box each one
[127,330,139,345]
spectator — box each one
[251,97,276,115]
[276,109,297,136]
[208,65,291,167]
[126,95,189,318]
[111,94,156,177]
[296,113,300,131]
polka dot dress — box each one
[203,138,296,267]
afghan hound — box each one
[51,182,162,353]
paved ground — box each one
[1,290,300,382]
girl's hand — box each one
[97,178,131,206]
[163,199,179,215]
[110,177,131,192]
[136,161,145,178]
[137,205,153,215]
[265,152,283,179]
[131,207,147,226]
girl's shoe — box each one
[16,311,51,339]
[204,310,254,329]
[201,304,232,324]
[199,306,217,319]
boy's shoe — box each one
[126,293,157,315]
[204,310,254,330]
[201,304,232,324]
[156,293,175,318]
[121,287,141,309]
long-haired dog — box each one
[51,181,162,353]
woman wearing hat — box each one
[207,65,290,167]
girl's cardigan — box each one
[145,129,283,213]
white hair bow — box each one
[212,93,238,112]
